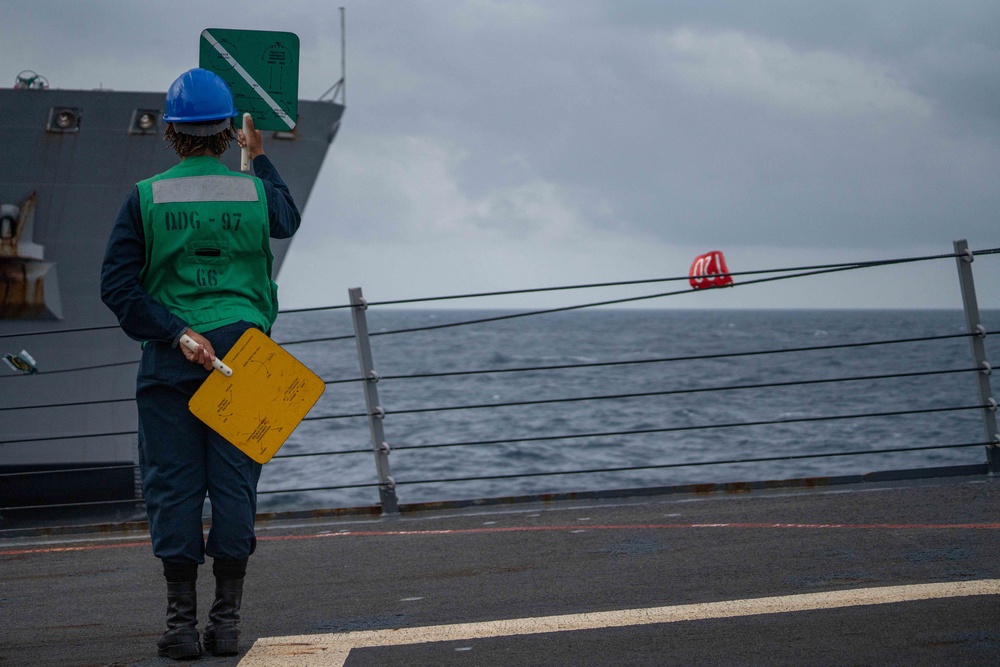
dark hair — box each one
[164,120,237,157]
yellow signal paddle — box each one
[182,329,325,464]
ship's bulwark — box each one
[0,87,343,521]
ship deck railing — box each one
[2,239,999,529]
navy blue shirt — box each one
[101,154,300,344]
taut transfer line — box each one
[201,30,296,130]
[238,579,1000,666]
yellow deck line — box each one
[239,579,1000,666]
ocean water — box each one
[260,309,999,512]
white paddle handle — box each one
[180,334,233,377]
[240,113,251,172]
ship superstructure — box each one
[0,76,344,521]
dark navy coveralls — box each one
[100,155,299,564]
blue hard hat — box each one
[163,68,239,123]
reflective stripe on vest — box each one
[152,176,260,204]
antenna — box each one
[320,8,346,104]
[341,6,346,107]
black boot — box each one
[157,581,202,660]
[204,578,243,656]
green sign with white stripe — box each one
[199,28,299,131]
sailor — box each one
[100,68,301,660]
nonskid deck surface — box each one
[2,476,999,666]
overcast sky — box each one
[4,1,1000,309]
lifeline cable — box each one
[0,463,136,478]
[302,366,980,422]
[279,247,1000,313]
[0,449,372,479]
[0,332,980,414]
[388,404,987,452]
[0,430,137,446]
[314,331,979,385]
[253,440,991,496]
[0,497,146,513]
[4,247,995,368]
[3,247,997,345]
[378,332,976,380]
[8,438,985,504]
[0,396,135,412]
[390,440,991,487]
[0,358,139,379]
[277,249,990,345]
[1,438,989,508]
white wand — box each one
[241,112,251,172]
[180,334,234,377]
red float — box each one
[689,251,733,289]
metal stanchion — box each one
[953,239,999,473]
[349,287,399,513]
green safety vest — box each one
[136,156,277,333]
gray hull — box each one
[0,87,343,519]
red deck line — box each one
[4,521,1000,557]
[256,522,1000,541]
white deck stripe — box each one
[238,579,1000,666]
[201,30,296,130]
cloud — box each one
[6,0,1000,309]
[307,130,588,243]
[655,28,932,119]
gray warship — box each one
[0,70,344,523]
